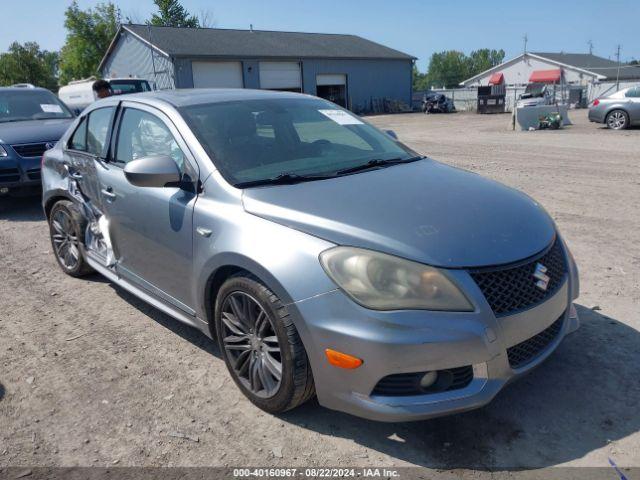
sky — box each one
[2,0,639,71]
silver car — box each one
[42,89,580,422]
[589,85,640,129]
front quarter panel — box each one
[193,172,338,320]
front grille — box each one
[0,167,20,183]
[507,315,564,369]
[11,142,49,158]
[372,366,473,397]
[470,238,567,317]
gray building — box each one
[98,24,415,113]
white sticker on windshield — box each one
[40,104,63,113]
[318,109,363,125]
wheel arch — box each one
[43,189,77,220]
[201,254,298,334]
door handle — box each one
[101,187,116,200]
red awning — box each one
[529,69,562,83]
[488,72,504,85]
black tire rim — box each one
[51,209,80,270]
[220,292,282,398]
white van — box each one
[58,77,153,112]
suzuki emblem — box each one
[533,263,550,291]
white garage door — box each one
[192,61,243,88]
[316,74,347,86]
[259,62,302,90]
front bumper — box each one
[290,251,579,422]
[0,156,42,191]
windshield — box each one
[109,80,152,94]
[522,83,546,98]
[180,97,418,187]
[0,89,73,123]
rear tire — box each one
[214,274,315,413]
[606,109,629,130]
[48,200,93,277]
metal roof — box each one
[532,52,640,80]
[118,24,415,61]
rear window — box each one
[109,80,152,94]
[0,90,73,123]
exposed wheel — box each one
[606,109,629,130]
[214,275,315,413]
[48,200,93,277]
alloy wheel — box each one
[220,292,282,398]
[607,111,627,130]
[51,209,80,270]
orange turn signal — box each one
[324,349,363,369]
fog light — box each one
[419,371,438,389]
[0,187,9,195]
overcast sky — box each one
[2,0,638,70]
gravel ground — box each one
[0,110,639,470]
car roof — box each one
[0,86,53,93]
[120,88,317,108]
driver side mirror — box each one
[123,155,181,188]
[385,130,398,140]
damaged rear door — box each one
[98,102,200,314]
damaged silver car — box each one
[42,89,579,422]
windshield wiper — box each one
[336,155,424,176]
[235,172,335,188]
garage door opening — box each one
[316,74,347,108]
[192,61,244,88]
[259,62,302,92]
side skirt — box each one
[86,255,213,340]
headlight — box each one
[319,247,473,311]
[0,145,8,157]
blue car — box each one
[0,85,75,196]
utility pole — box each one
[588,40,593,55]
[523,34,528,54]
[615,44,621,91]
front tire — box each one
[48,200,93,277]
[214,275,315,413]
[606,109,629,130]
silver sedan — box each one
[41,89,580,422]
[589,85,640,129]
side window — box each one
[86,107,115,157]
[69,117,87,151]
[625,87,640,98]
[115,108,185,171]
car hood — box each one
[0,118,74,145]
[242,159,556,268]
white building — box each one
[461,52,640,101]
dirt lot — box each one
[1,110,639,470]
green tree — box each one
[0,41,59,90]
[467,49,505,75]
[59,1,120,85]
[412,64,429,91]
[150,0,199,28]
[425,50,470,88]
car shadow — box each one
[108,283,221,359]
[0,382,5,401]
[277,305,640,469]
[0,194,44,222]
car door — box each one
[63,106,117,209]
[625,87,640,124]
[98,101,200,314]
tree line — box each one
[413,49,506,90]
[0,0,207,90]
